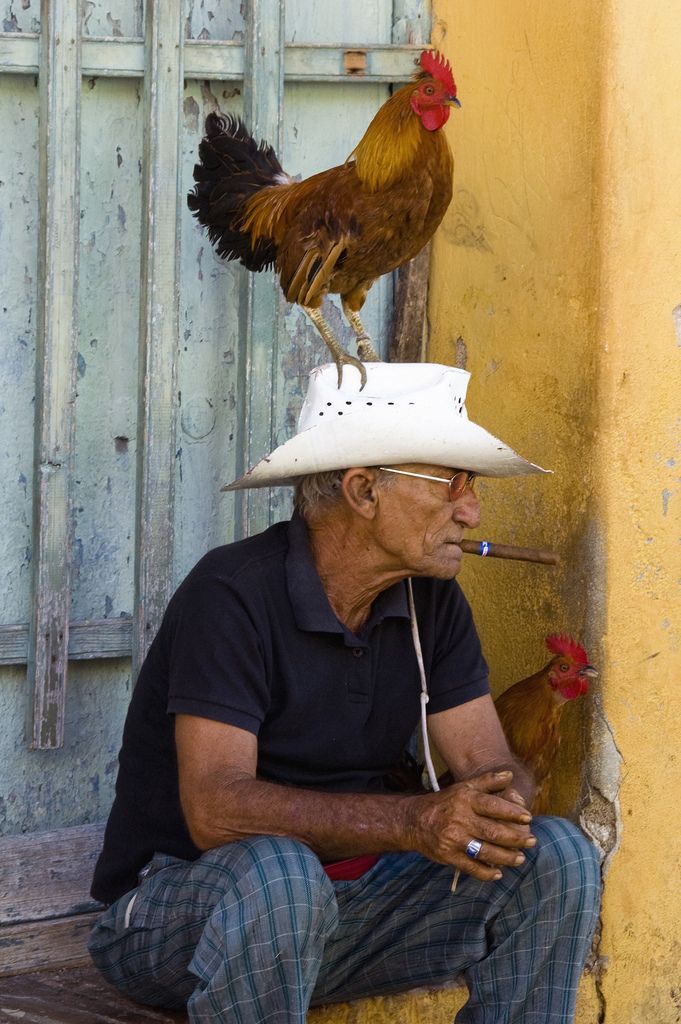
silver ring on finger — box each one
[465,838,483,860]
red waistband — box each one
[323,854,380,881]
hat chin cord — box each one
[406,578,440,795]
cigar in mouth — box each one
[460,540,559,566]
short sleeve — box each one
[166,574,270,734]
[413,578,490,714]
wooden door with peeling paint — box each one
[0,0,429,834]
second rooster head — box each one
[410,50,461,131]
[545,634,598,702]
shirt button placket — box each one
[347,645,370,704]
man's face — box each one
[373,463,481,580]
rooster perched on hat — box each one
[188,49,460,388]
[494,635,598,814]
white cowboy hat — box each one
[223,362,548,490]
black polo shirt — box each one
[91,514,489,904]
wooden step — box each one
[0,966,187,1024]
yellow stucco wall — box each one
[308,979,601,1023]
[425,1,681,1022]
[428,0,604,828]
[593,3,681,1019]
[316,4,681,1021]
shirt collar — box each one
[285,512,410,639]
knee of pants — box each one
[203,835,339,932]
[528,816,601,911]
[204,834,332,886]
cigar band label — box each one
[479,541,490,557]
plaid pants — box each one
[88,816,600,1023]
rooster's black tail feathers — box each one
[187,113,285,272]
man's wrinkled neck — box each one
[305,512,403,635]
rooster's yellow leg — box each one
[341,303,380,362]
[302,305,368,389]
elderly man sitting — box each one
[89,362,600,1023]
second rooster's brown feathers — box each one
[495,635,597,814]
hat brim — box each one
[222,405,548,490]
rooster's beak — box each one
[450,97,462,108]
[580,665,598,679]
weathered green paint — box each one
[0,662,134,833]
[392,0,429,45]
[74,76,142,624]
[236,0,286,538]
[132,0,184,677]
[0,619,133,664]
[174,76,244,580]
[0,0,428,821]
[27,0,82,749]
[0,35,429,82]
[2,0,38,32]
[0,74,38,630]
[185,0,244,40]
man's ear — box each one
[341,467,380,519]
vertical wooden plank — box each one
[392,0,429,45]
[389,0,431,364]
[26,0,81,749]
[74,78,143,625]
[389,243,431,362]
[175,80,243,581]
[132,0,184,675]
[234,0,285,539]
[0,74,39,631]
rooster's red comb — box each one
[418,49,457,96]
[545,634,589,665]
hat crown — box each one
[299,362,471,431]
[223,361,548,490]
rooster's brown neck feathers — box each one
[351,83,451,193]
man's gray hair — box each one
[293,467,395,520]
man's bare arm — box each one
[427,693,536,808]
[175,713,535,883]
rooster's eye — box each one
[559,663,569,672]
[424,85,435,95]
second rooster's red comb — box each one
[545,634,589,665]
[418,49,457,96]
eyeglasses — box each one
[378,467,477,502]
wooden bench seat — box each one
[0,824,465,1023]
[0,965,187,1023]
[0,823,188,1020]
[1,823,107,978]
